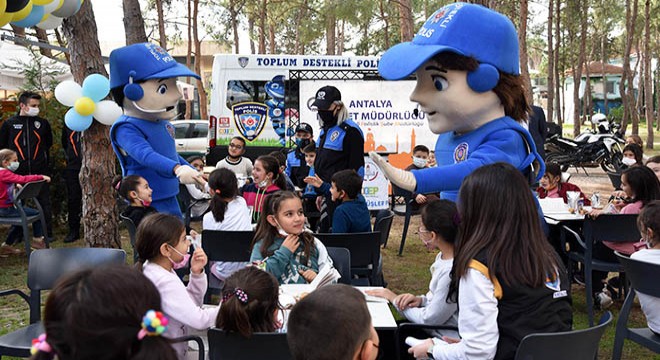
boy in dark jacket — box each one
[330,169,371,233]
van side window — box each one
[226,80,267,109]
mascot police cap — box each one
[109,43,200,89]
[378,2,520,80]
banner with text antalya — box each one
[300,80,439,154]
[363,156,389,210]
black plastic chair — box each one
[314,232,382,286]
[326,247,351,285]
[0,180,48,257]
[178,183,207,231]
[561,214,639,326]
[0,248,126,357]
[607,171,623,190]
[612,252,660,359]
[390,184,419,256]
[207,328,291,360]
[171,335,206,360]
[396,323,459,360]
[374,209,394,248]
[119,213,138,263]
[202,230,254,302]
[514,311,612,360]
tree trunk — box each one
[632,36,641,135]
[398,0,414,41]
[337,20,345,55]
[61,1,120,248]
[122,0,148,44]
[248,16,256,54]
[380,0,390,50]
[326,10,336,55]
[34,28,53,58]
[619,0,638,133]
[554,0,562,126]
[258,0,267,54]
[193,0,208,120]
[546,0,554,123]
[518,0,533,105]
[54,29,71,65]
[643,0,653,149]
[185,0,192,120]
[269,23,275,54]
[155,0,167,49]
[602,35,608,115]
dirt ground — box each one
[562,166,620,201]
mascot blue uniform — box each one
[109,43,202,217]
[265,75,287,145]
[369,2,544,201]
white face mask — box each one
[274,219,288,237]
[7,161,19,172]
[622,157,637,166]
[412,157,428,168]
[25,107,39,117]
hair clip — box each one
[137,310,169,340]
[222,288,249,304]
[31,333,52,355]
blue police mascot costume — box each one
[265,75,287,146]
[369,3,545,201]
[109,43,202,217]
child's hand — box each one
[190,247,207,274]
[299,268,317,283]
[415,194,427,204]
[365,288,398,302]
[41,175,51,183]
[408,339,434,358]
[394,293,422,310]
[282,234,300,253]
[304,174,323,188]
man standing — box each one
[62,125,82,243]
[286,122,314,189]
[304,86,364,233]
[528,105,548,160]
[0,92,53,241]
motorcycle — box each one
[544,113,625,173]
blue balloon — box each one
[11,5,45,29]
[65,108,93,132]
[82,74,111,102]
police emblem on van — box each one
[238,57,249,68]
[232,102,268,141]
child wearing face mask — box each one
[0,149,49,254]
[136,213,217,359]
[405,145,440,210]
[115,175,158,228]
[250,191,334,285]
[621,143,644,168]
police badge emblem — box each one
[232,102,268,141]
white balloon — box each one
[42,0,60,14]
[54,80,82,107]
[36,14,62,30]
[51,0,80,18]
[93,100,123,125]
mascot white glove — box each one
[368,151,417,192]
[175,165,200,184]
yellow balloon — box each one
[74,97,96,117]
[39,12,49,22]
[0,0,6,15]
[0,11,12,28]
[33,0,52,5]
[11,1,33,22]
[54,0,64,11]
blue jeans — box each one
[0,206,43,245]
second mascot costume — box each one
[109,43,201,217]
[369,3,545,201]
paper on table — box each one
[539,198,568,214]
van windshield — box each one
[226,80,299,110]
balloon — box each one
[51,0,80,17]
[10,1,33,21]
[93,100,123,125]
[74,97,96,116]
[82,74,110,102]
[6,0,30,13]
[33,0,52,5]
[36,14,61,29]
[12,4,44,28]
[65,108,93,132]
[41,0,60,13]
[54,80,82,107]
[0,11,12,28]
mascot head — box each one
[109,43,200,121]
[379,3,528,134]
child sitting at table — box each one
[330,169,371,233]
[216,267,282,337]
[136,213,218,359]
[31,265,177,360]
[630,201,660,336]
[366,199,458,338]
[287,284,380,360]
[250,191,334,285]
[405,145,439,210]
[537,162,590,205]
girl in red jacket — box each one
[0,149,50,255]
[537,162,590,205]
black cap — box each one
[295,122,313,136]
[311,86,341,110]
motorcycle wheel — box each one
[600,150,623,173]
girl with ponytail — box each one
[30,265,177,360]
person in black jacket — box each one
[0,92,53,241]
[528,105,548,160]
[62,125,82,243]
[304,86,365,233]
[286,122,314,189]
